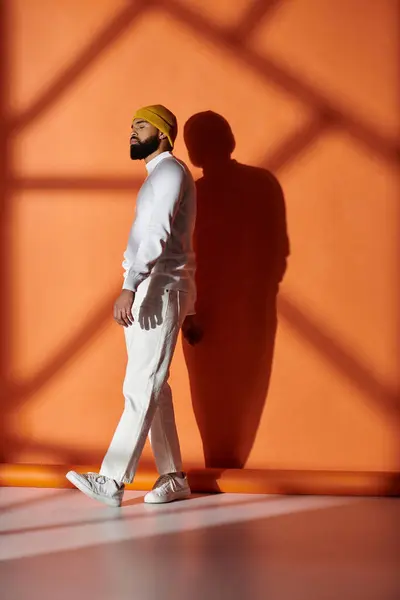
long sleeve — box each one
[122,160,185,292]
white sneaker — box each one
[144,473,191,504]
[66,471,124,507]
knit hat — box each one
[133,105,178,148]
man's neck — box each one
[144,147,170,165]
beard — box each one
[130,134,160,160]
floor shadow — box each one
[121,496,146,508]
[3,497,399,600]
[183,112,290,469]
[0,489,69,514]
[1,493,272,536]
[122,492,209,508]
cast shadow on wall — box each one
[183,111,290,469]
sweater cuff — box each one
[122,272,145,292]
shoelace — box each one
[90,474,123,490]
[153,474,176,491]
[95,476,107,485]
[85,473,108,487]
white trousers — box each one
[100,283,190,484]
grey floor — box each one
[0,487,399,600]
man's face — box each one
[130,119,161,160]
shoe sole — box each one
[66,471,122,508]
[144,489,191,504]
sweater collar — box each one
[145,151,172,174]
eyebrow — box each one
[133,119,148,126]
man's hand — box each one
[182,315,203,346]
[114,290,135,327]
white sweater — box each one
[122,152,196,309]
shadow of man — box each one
[182,111,290,469]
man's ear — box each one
[158,131,167,141]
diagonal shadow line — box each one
[0,490,69,515]
[0,495,270,537]
[232,0,285,43]
[262,112,335,172]
[6,288,121,411]
[9,0,149,133]
[162,0,399,164]
[278,295,400,415]
[12,176,143,192]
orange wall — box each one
[1,0,399,473]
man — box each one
[66,105,197,507]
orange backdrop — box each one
[1,0,399,476]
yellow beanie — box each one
[133,105,178,148]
